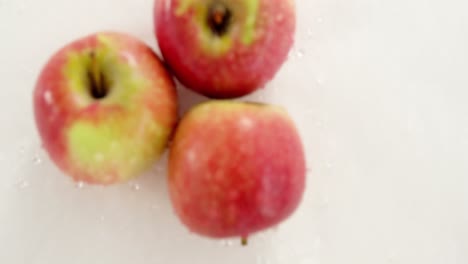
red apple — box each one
[168,101,305,240]
[154,0,296,98]
[34,32,178,184]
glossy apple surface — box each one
[34,32,178,184]
[168,101,305,239]
[155,0,296,98]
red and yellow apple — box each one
[154,0,296,98]
[168,101,305,241]
[34,32,178,184]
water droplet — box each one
[296,49,305,58]
[94,153,104,163]
[19,146,25,155]
[76,181,85,189]
[239,117,254,130]
[325,162,332,168]
[276,13,285,22]
[319,195,329,209]
[130,183,141,191]
[32,155,42,165]
[44,91,53,105]
[219,239,235,247]
[316,17,324,24]
[227,53,235,62]
[256,256,271,264]
[15,179,29,189]
[17,2,25,14]
[110,141,120,150]
[288,47,296,60]
[307,28,314,38]
[316,78,324,85]
[99,215,105,222]
[314,237,322,248]
[387,251,397,263]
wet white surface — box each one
[1,0,468,263]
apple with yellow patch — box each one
[168,101,306,242]
[34,32,178,184]
[155,0,296,98]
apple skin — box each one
[34,32,178,184]
[155,0,296,98]
[168,101,305,239]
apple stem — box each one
[207,3,231,36]
[241,236,248,246]
[88,51,107,99]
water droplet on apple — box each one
[110,142,120,150]
[275,13,285,22]
[239,117,254,130]
[122,52,138,66]
[187,149,196,163]
[94,153,104,163]
[316,17,324,24]
[227,53,235,62]
[44,91,54,105]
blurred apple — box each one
[34,32,178,184]
[155,0,296,98]
[168,101,306,241]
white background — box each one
[1,0,467,263]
